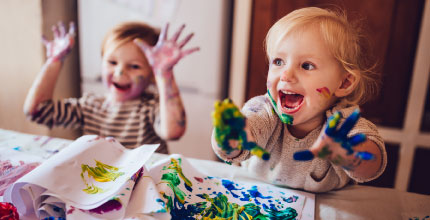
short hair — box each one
[101,21,160,57]
[265,7,380,105]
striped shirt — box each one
[30,93,168,154]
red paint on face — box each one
[316,87,331,99]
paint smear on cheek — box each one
[266,81,272,88]
[316,87,331,99]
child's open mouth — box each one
[279,90,304,113]
[113,82,132,92]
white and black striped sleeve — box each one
[30,98,84,129]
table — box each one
[1,128,429,219]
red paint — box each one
[194,177,203,183]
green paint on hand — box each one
[212,99,270,160]
[317,146,332,159]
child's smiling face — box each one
[102,41,154,102]
[267,27,347,136]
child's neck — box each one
[287,115,325,139]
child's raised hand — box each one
[212,99,270,160]
[134,23,199,77]
[294,109,374,170]
[42,21,75,62]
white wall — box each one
[0,0,81,139]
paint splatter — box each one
[221,179,244,198]
[194,177,203,183]
[283,195,298,203]
[88,198,122,214]
[80,160,124,194]
[157,157,299,219]
[316,87,331,99]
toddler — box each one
[24,21,199,154]
[212,7,387,192]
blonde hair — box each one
[265,7,380,105]
[101,21,159,57]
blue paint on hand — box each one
[293,150,314,161]
[355,151,374,160]
[348,133,366,146]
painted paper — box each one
[140,154,315,220]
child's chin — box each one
[111,93,137,102]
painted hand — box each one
[293,109,374,170]
[42,21,75,62]
[212,99,270,160]
[134,23,200,77]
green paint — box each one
[212,99,270,160]
[164,158,192,188]
[266,90,293,125]
[80,160,124,194]
[83,183,106,194]
[317,146,332,159]
[157,157,299,219]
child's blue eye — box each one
[272,58,284,66]
[301,62,315,70]
[108,60,117,65]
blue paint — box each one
[247,186,272,205]
[240,191,251,202]
[184,182,193,192]
[356,151,374,160]
[156,198,165,207]
[293,150,314,161]
[283,195,298,203]
[221,179,243,198]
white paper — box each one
[4,135,159,219]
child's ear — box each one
[334,72,359,97]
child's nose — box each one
[280,67,297,83]
[113,66,125,78]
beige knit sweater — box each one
[213,95,387,193]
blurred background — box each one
[0,0,429,195]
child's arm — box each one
[23,22,75,116]
[134,24,199,140]
[294,110,383,180]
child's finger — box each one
[354,151,374,160]
[181,47,200,57]
[68,22,76,37]
[41,35,49,46]
[338,109,360,138]
[348,133,366,147]
[293,150,315,161]
[134,39,151,54]
[157,23,169,47]
[52,24,60,40]
[325,111,341,136]
[178,33,194,48]
[171,24,185,42]
[58,21,66,37]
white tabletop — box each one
[1,128,429,219]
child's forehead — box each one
[270,27,320,52]
[103,41,145,59]
[103,39,137,55]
